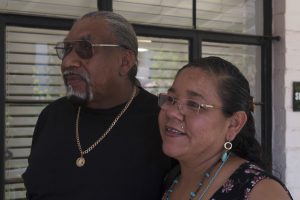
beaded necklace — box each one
[163,152,231,200]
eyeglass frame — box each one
[158,93,223,115]
[54,40,128,60]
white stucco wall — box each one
[273,0,300,198]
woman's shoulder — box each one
[220,162,293,200]
[241,162,293,200]
[249,176,293,200]
[234,161,266,180]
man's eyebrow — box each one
[187,90,202,98]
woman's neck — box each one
[167,151,232,200]
[179,151,222,182]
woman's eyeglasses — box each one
[158,93,222,115]
[54,40,126,60]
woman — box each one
[158,57,293,200]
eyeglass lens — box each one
[55,41,93,60]
[158,94,199,114]
[158,94,173,109]
[159,94,187,112]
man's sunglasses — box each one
[54,40,126,60]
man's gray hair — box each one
[80,11,139,85]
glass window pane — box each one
[0,0,97,18]
[137,36,189,94]
[6,26,67,101]
[197,0,263,35]
[113,0,193,28]
[5,103,47,199]
[202,42,262,142]
[5,26,68,200]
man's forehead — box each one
[64,32,95,42]
[68,33,93,39]
[68,18,114,40]
[72,17,108,29]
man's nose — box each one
[63,47,77,60]
[61,48,81,69]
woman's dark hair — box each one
[177,56,266,168]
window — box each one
[113,0,263,35]
[5,26,67,199]
[137,37,188,94]
[0,0,97,18]
[113,0,193,28]
[196,0,263,34]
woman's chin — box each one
[162,143,184,159]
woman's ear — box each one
[119,50,136,76]
[226,111,247,141]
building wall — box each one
[273,0,300,198]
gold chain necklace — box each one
[75,86,137,167]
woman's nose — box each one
[165,101,185,119]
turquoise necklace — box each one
[163,152,231,200]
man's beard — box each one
[63,69,93,106]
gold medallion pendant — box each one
[76,157,85,167]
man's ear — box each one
[119,50,136,76]
[226,111,247,141]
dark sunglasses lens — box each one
[55,41,93,60]
[76,41,93,59]
[55,42,68,59]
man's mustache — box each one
[62,69,90,83]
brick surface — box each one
[273,0,300,199]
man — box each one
[22,11,173,200]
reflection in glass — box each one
[113,0,263,35]
[0,0,97,18]
[137,36,189,94]
[196,0,263,35]
[6,26,66,101]
[5,26,68,200]
[113,0,193,28]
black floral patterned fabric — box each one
[163,162,293,200]
[211,162,293,200]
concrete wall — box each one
[273,0,300,198]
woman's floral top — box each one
[211,162,292,199]
[163,162,293,200]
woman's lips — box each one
[165,126,186,137]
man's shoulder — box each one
[41,97,74,115]
[139,87,157,97]
[44,96,66,107]
[137,87,158,102]
[135,87,159,110]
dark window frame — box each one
[0,0,275,198]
